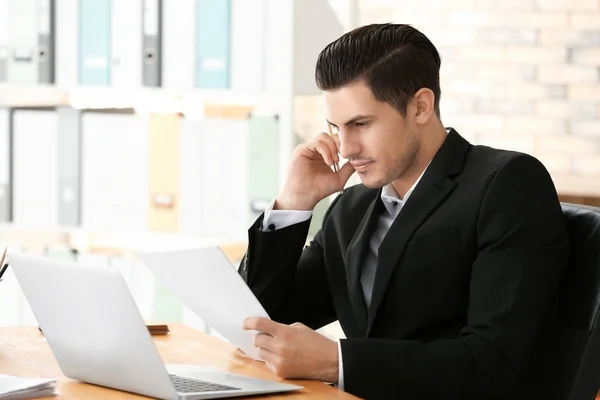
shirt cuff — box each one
[261,199,313,232]
[337,340,344,391]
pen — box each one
[0,247,7,281]
[327,122,344,195]
[39,324,170,336]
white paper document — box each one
[0,374,57,399]
[137,247,270,360]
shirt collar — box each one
[380,161,431,215]
[379,128,448,215]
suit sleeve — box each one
[239,195,343,330]
[340,154,570,399]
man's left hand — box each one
[243,317,339,383]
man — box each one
[240,23,569,399]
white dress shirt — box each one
[260,165,429,390]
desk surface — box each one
[0,323,358,399]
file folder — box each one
[179,117,224,237]
[179,114,248,240]
[148,113,180,232]
[230,0,265,91]
[56,107,81,227]
[178,117,203,236]
[0,108,10,222]
[7,0,37,83]
[142,0,162,87]
[111,0,142,88]
[229,119,250,238]
[55,0,78,88]
[81,112,148,232]
[194,0,231,89]
[78,0,111,85]
[5,0,54,84]
[262,0,283,92]
[0,0,9,82]
[217,117,248,239]
[247,114,279,225]
[161,0,194,89]
[12,109,58,228]
[37,0,55,84]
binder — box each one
[5,0,54,84]
[81,112,148,232]
[247,114,279,225]
[194,0,231,89]
[0,0,8,82]
[217,117,248,239]
[56,107,81,227]
[161,0,194,89]
[142,0,162,87]
[7,0,37,83]
[181,111,280,239]
[263,0,284,92]
[0,108,10,222]
[111,0,142,88]
[178,116,203,236]
[178,114,248,240]
[230,0,265,91]
[147,113,180,232]
[201,119,226,237]
[12,109,59,228]
[78,0,111,86]
[37,0,55,84]
[55,0,78,88]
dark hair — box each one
[315,23,442,117]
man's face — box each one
[324,80,420,189]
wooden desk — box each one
[0,323,358,399]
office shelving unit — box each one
[0,0,345,335]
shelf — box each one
[0,223,247,262]
[0,84,279,116]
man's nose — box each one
[338,132,359,160]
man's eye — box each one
[355,121,369,127]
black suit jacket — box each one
[240,129,570,399]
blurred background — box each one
[0,0,599,340]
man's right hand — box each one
[275,132,355,211]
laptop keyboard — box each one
[169,374,241,393]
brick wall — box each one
[296,0,600,188]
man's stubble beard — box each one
[372,129,421,190]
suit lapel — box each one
[344,192,385,335]
[365,128,471,336]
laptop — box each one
[8,252,303,400]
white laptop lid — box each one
[8,252,178,399]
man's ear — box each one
[412,88,436,125]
